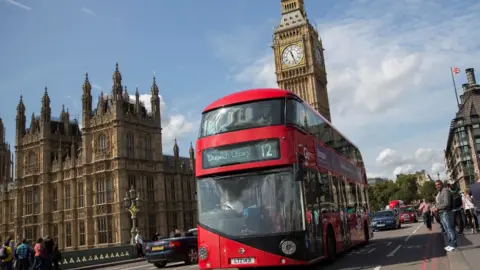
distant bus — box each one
[388,200,405,211]
[195,88,372,269]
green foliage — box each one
[420,181,436,202]
[368,175,426,210]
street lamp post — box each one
[123,186,141,245]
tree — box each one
[395,174,419,203]
[368,180,399,211]
[420,181,437,202]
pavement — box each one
[442,227,480,270]
[92,222,449,270]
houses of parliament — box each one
[0,63,197,250]
[0,0,331,250]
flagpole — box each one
[450,67,460,105]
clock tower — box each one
[273,0,332,122]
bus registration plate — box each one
[231,258,255,265]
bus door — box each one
[303,170,325,259]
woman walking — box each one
[462,189,479,233]
[419,199,432,230]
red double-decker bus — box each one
[195,88,372,269]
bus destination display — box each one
[202,139,280,169]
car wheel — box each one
[154,262,167,268]
[185,247,198,265]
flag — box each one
[452,67,460,75]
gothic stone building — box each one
[0,118,14,238]
[5,63,196,250]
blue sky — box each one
[1,0,480,179]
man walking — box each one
[434,180,457,252]
[468,177,480,233]
[419,199,432,230]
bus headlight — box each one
[280,240,296,255]
[199,246,208,261]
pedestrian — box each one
[135,232,144,258]
[419,199,432,230]
[433,180,457,252]
[2,240,14,270]
[467,177,480,234]
[449,184,465,234]
[15,239,31,270]
[462,189,478,233]
[33,238,51,270]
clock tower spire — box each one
[273,0,332,122]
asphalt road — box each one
[102,222,450,270]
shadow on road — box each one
[311,230,446,269]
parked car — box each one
[399,206,418,223]
[371,210,401,231]
[145,228,198,268]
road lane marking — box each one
[386,244,402,257]
[386,241,392,246]
[368,248,376,253]
[404,234,412,242]
[373,266,382,270]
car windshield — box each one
[197,169,304,237]
[374,211,394,218]
[199,99,284,137]
[400,207,413,213]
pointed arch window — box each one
[145,134,152,160]
[127,133,134,158]
[29,152,37,166]
[98,133,109,152]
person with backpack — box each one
[15,239,32,270]
[2,241,14,270]
[449,184,465,234]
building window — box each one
[65,222,72,247]
[25,190,33,215]
[10,202,14,221]
[127,133,134,158]
[78,182,85,207]
[79,220,86,246]
[53,224,59,245]
[96,179,106,205]
[29,152,37,166]
[170,180,175,201]
[97,216,113,244]
[25,227,34,243]
[65,183,71,209]
[128,175,136,189]
[53,187,58,211]
[145,135,152,159]
[149,214,156,239]
[186,179,192,201]
[98,134,109,152]
[147,176,154,201]
[34,190,39,214]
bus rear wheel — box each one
[326,228,336,261]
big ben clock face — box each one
[282,44,304,66]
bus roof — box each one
[202,88,361,154]
[203,88,295,112]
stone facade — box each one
[445,68,480,191]
[4,63,197,250]
[0,118,14,239]
[272,0,332,122]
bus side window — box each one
[328,173,340,212]
[347,182,357,208]
[318,171,334,213]
[286,99,307,130]
[306,107,320,138]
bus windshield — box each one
[197,170,303,237]
[199,99,284,137]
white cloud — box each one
[214,0,480,179]
[81,7,96,16]
[130,94,199,150]
[5,0,31,10]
